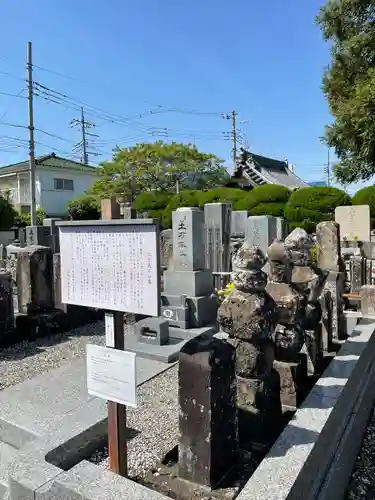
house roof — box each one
[0,153,98,175]
[247,152,308,189]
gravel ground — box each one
[345,408,375,499]
[0,321,106,391]
[89,364,179,478]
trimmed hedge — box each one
[352,186,375,228]
[133,191,173,212]
[162,190,201,228]
[284,186,351,232]
[199,187,247,207]
[235,185,291,216]
[67,195,101,220]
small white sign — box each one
[86,344,137,408]
[105,312,115,348]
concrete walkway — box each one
[0,355,173,497]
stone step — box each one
[0,441,18,491]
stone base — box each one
[142,446,260,500]
[124,325,218,363]
[15,309,70,341]
[161,294,218,328]
[273,360,304,409]
[163,269,213,297]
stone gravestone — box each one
[361,285,375,317]
[178,334,237,488]
[26,225,52,247]
[245,215,278,254]
[162,207,216,329]
[204,202,232,290]
[0,271,14,343]
[335,205,370,242]
[316,221,346,340]
[276,217,285,239]
[16,246,53,314]
[43,218,62,253]
[231,210,249,238]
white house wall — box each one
[38,166,97,216]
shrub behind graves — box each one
[162,190,201,228]
[67,195,101,220]
[235,184,291,216]
[352,186,375,228]
[133,191,173,212]
[0,196,17,229]
[198,187,247,207]
[14,207,46,227]
[284,186,351,232]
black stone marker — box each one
[178,333,238,489]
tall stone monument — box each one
[204,202,232,289]
[218,242,281,446]
[178,334,237,488]
[162,207,217,329]
[245,215,278,254]
[316,221,346,340]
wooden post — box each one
[101,197,127,477]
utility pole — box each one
[231,110,237,169]
[71,108,98,164]
[81,107,88,165]
[27,41,37,226]
[326,147,331,186]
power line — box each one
[32,63,225,117]
[0,90,27,99]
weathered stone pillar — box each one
[178,334,237,488]
[316,221,346,340]
[0,271,14,338]
[245,215,278,254]
[360,285,375,318]
[16,246,53,314]
[204,202,232,290]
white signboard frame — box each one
[57,219,160,316]
[86,344,137,407]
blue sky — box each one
[0,0,364,193]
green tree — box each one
[14,208,46,227]
[88,141,228,202]
[67,195,101,220]
[316,1,375,183]
[352,185,375,227]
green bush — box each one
[352,186,375,228]
[284,186,351,232]
[235,184,291,216]
[198,187,247,207]
[67,195,101,220]
[162,190,201,228]
[133,191,173,212]
[0,196,17,229]
[14,207,46,227]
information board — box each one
[86,344,137,407]
[59,222,160,316]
